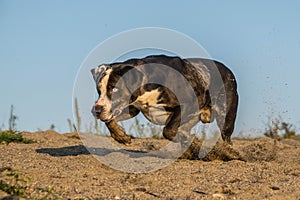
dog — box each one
[91,55,238,145]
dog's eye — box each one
[112,87,119,93]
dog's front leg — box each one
[163,106,202,159]
[105,119,131,145]
[162,106,181,141]
[106,106,140,145]
[162,105,198,142]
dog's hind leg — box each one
[220,100,238,145]
[215,89,238,145]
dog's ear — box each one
[91,65,108,83]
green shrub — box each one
[0,180,25,196]
[0,130,34,144]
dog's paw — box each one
[111,131,131,145]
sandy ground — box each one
[0,130,300,199]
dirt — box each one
[0,130,300,199]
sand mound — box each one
[1,132,299,199]
[180,137,278,162]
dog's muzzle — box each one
[91,105,103,117]
[92,105,114,122]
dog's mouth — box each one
[96,109,122,123]
[92,103,124,123]
[93,109,113,123]
[98,114,113,123]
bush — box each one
[0,130,34,144]
[264,116,297,139]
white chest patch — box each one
[147,107,171,125]
[135,89,161,106]
[133,89,171,125]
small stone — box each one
[270,186,280,190]
[213,193,225,199]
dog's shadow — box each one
[36,145,151,158]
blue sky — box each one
[1,1,299,136]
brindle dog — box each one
[91,55,238,146]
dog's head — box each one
[91,63,143,122]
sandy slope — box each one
[0,131,300,199]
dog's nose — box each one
[92,105,103,116]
